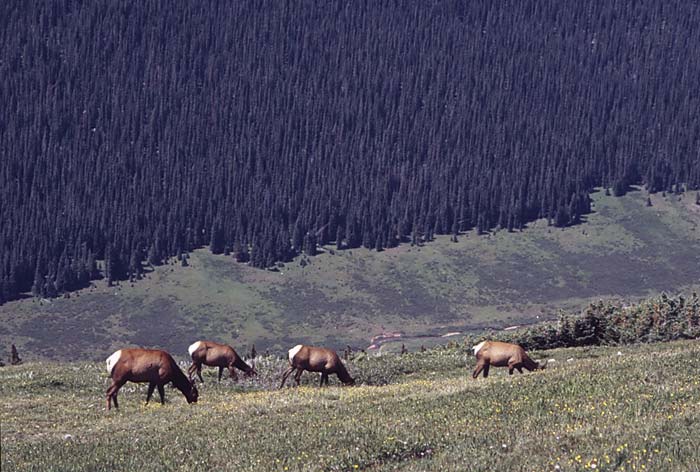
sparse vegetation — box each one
[1,190,700,361]
[1,340,699,471]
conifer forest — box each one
[2,0,700,303]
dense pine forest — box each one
[2,1,700,303]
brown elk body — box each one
[105,348,198,410]
[187,340,256,383]
[472,341,546,378]
[280,345,355,388]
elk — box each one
[280,344,355,388]
[471,340,547,378]
[187,340,257,383]
[105,348,198,410]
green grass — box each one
[1,189,699,361]
[2,340,700,471]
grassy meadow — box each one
[1,188,699,361]
[2,340,700,471]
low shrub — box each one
[463,292,700,352]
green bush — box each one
[463,292,700,352]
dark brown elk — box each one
[471,341,547,378]
[280,345,355,388]
[105,348,198,410]
[187,340,257,383]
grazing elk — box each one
[187,340,257,383]
[280,344,355,388]
[471,341,547,378]
[105,348,198,410]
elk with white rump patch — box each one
[105,348,198,410]
[280,345,355,388]
[187,340,257,383]
[471,340,547,378]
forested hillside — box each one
[2,1,700,303]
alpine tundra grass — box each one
[1,340,699,471]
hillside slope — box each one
[1,189,699,360]
[5,1,700,304]
[1,340,699,471]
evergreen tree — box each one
[554,205,570,228]
[10,344,22,365]
[335,225,344,250]
[557,313,575,347]
[105,244,126,285]
[147,243,161,266]
[292,222,304,252]
[233,241,250,263]
[303,232,317,257]
[86,251,99,279]
[31,266,43,298]
[374,234,384,252]
[613,179,628,197]
[129,250,142,280]
[209,222,225,255]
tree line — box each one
[2,0,699,303]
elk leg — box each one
[508,359,525,375]
[279,366,296,388]
[229,365,238,382]
[482,364,490,378]
[472,361,487,379]
[294,368,304,386]
[146,383,156,404]
[189,363,204,383]
[320,373,329,387]
[157,384,165,404]
[218,366,224,382]
[106,379,126,410]
[106,385,115,410]
[111,380,126,410]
